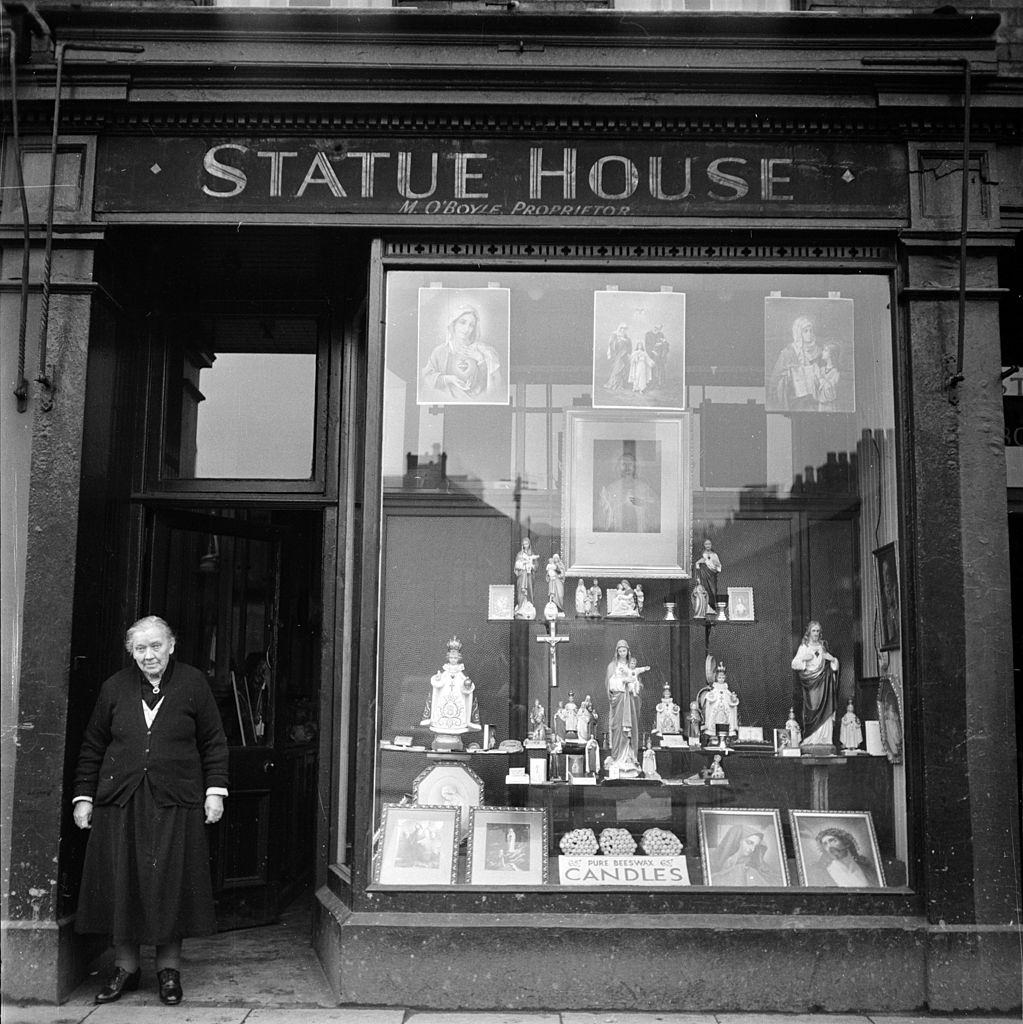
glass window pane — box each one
[374,266,903,894]
[163,319,317,480]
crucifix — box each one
[536,620,570,690]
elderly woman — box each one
[72,616,228,1005]
[421,302,502,400]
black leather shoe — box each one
[157,967,183,1005]
[95,966,141,1004]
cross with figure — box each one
[536,620,570,690]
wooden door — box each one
[145,509,286,929]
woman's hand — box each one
[73,802,92,830]
[205,794,224,825]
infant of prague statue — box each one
[420,636,481,752]
[576,694,597,743]
[556,691,580,739]
[701,662,740,739]
[840,700,863,752]
[653,683,681,735]
[785,707,802,748]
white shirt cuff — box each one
[206,787,228,797]
[72,796,93,805]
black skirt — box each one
[75,779,217,945]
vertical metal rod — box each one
[6,28,32,412]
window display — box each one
[372,265,905,892]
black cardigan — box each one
[73,659,229,808]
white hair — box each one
[125,615,176,652]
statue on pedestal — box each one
[694,538,722,610]
[605,639,649,776]
[513,537,539,619]
[420,636,481,752]
[653,683,681,736]
[701,662,739,740]
[791,620,839,753]
[840,700,863,752]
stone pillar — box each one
[902,141,1022,1007]
[1,134,105,1002]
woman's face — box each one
[741,833,762,856]
[616,642,629,660]
[451,312,476,343]
[131,623,175,678]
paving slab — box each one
[0,1007,93,1024]
[84,1006,249,1024]
[717,1017,873,1024]
[406,1014,561,1024]
[246,1011,405,1024]
[564,1015,718,1024]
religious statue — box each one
[635,584,644,614]
[785,706,802,748]
[419,636,481,752]
[575,579,587,616]
[709,753,726,779]
[653,683,681,735]
[585,579,603,618]
[694,538,722,610]
[840,700,863,752]
[607,579,641,618]
[642,745,660,780]
[701,662,739,739]
[686,700,702,742]
[545,553,566,619]
[556,691,580,739]
[576,694,597,743]
[528,699,548,743]
[690,580,710,619]
[513,537,539,620]
[605,639,649,776]
[791,620,839,752]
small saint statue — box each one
[840,700,863,752]
[545,553,566,619]
[575,579,587,617]
[585,579,603,618]
[701,662,740,740]
[420,636,482,753]
[528,699,548,743]
[556,691,580,739]
[785,707,802,748]
[710,753,726,779]
[686,700,702,742]
[576,694,597,743]
[694,539,722,610]
[690,581,710,619]
[513,537,539,620]
[635,584,644,614]
[642,744,660,780]
[653,683,681,735]
[607,579,641,618]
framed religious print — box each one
[873,542,901,650]
[413,763,484,841]
[591,289,686,411]
[373,804,460,886]
[562,410,691,578]
[789,809,886,888]
[727,586,754,621]
[877,674,904,765]
[466,806,549,886]
[764,294,855,413]
[698,808,789,887]
[416,285,511,406]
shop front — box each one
[1,3,1019,1010]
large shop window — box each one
[372,267,907,892]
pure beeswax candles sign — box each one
[559,856,690,886]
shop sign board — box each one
[95,137,907,219]
[559,855,691,886]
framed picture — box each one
[789,809,886,888]
[466,806,548,886]
[416,285,511,406]
[698,808,789,887]
[488,584,516,620]
[727,586,754,621]
[876,674,904,765]
[772,728,790,753]
[591,289,686,411]
[764,295,855,413]
[873,542,901,650]
[561,409,691,578]
[413,762,485,841]
[373,804,460,886]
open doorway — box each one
[145,508,323,930]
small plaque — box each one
[738,726,764,743]
[781,747,802,757]
[660,734,687,748]
[393,735,413,747]
[488,584,516,620]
